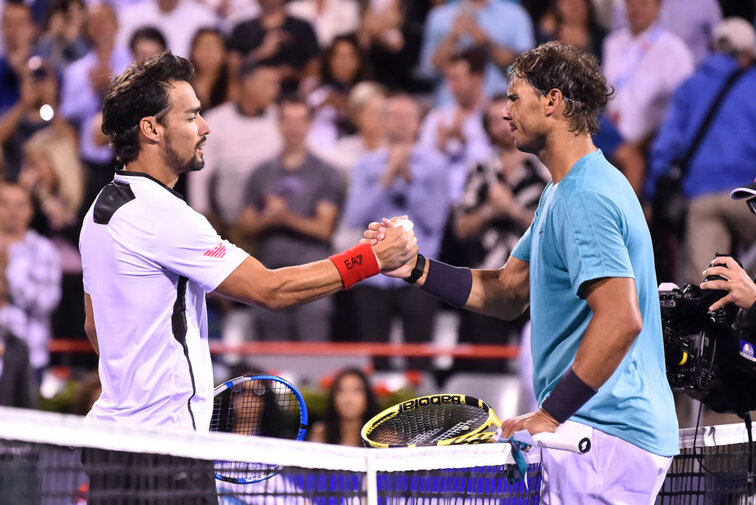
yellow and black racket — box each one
[361,393,591,453]
[361,394,501,447]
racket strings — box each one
[210,378,304,482]
[368,404,489,446]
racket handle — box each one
[512,429,591,454]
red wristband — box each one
[329,243,380,289]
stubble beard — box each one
[164,133,205,174]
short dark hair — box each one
[510,41,612,135]
[447,47,487,76]
[129,26,168,54]
[279,94,311,118]
[101,52,195,164]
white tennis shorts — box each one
[540,421,672,505]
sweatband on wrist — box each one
[541,368,598,424]
[419,259,473,309]
[329,243,380,289]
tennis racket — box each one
[361,393,591,454]
[210,374,308,484]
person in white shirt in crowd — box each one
[116,0,218,58]
[286,0,360,48]
[611,0,722,66]
[418,48,492,203]
[0,182,61,380]
[60,3,131,191]
[602,0,693,145]
[188,59,282,236]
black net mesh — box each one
[0,438,541,505]
[657,441,755,505]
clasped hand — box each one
[362,216,418,278]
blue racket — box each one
[210,375,308,484]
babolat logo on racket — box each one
[399,395,462,412]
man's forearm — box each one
[464,268,529,320]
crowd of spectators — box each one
[0,0,755,408]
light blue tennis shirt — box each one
[512,150,679,456]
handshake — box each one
[361,215,421,280]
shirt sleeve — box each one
[153,204,249,292]
[552,191,634,298]
[511,224,532,263]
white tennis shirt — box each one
[80,171,248,430]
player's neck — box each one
[122,157,180,189]
[537,132,596,183]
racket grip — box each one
[512,430,591,454]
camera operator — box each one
[701,182,756,313]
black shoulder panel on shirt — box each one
[93,181,135,225]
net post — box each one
[366,451,378,505]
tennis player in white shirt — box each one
[81,51,416,430]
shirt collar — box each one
[114,170,185,200]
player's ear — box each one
[139,116,162,143]
[543,89,562,117]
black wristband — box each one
[403,254,426,284]
[541,368,598,424]
[419,259,473,309]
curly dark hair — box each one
[101,51,196,164]
[510,41,612,135]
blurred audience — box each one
[128,26,168,63]
[59,3,129,196]
[420,0,534,104]
[612,0,722,66]
[0,56,59,180]
[188,60,282,235]
[453,96,549,370]
[0,182,61,378]
[190,27,230,110]
[536,0,606,59]
[345,94,449,370]
[237,97,344,342]
[647,18,756,284]
[19,125,86,346]
[360,0,433,93]
[34,0,88,69]
[0,0,752,407]
[117,0,218,58]
[309,368,378,446]
[0,2,36,115]
[0,271,34,408]
[418,48,491,202]
[228,0,319,94]
[603,0,693,145]
[306,35,367,147]
[286,0,360,48]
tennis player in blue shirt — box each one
[366,41,679,503]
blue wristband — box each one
[419,259,473,309]
[541,368,598,424]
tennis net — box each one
[0,406,752,504]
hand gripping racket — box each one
[361,393,591,454]
[210,375,308,484]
